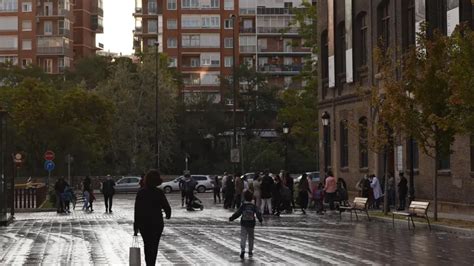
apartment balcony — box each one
[258,64,302,74]
[91,15,104,33]
[240,28,256,34]
[258,47,311,54]
[257,27,299,35]
[37,9,71,17]
[37,46,68,55]
[37,37,70,55]
[92,6,104,17]
[239,45,257,53]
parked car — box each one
[159,175,214,193]
[294,171,320,184]
[241,173,257,184]
[114,176,141,193]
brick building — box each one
[0,0,103,74]
[132,0,312,103]
[318,0,474,212]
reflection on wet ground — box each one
[1,193,473,265]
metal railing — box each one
[14,186,48,209]
[257,27,299,34]
[239,45,257,53]
[37,46,67,55]
[258,64,302,73]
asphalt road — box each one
[0,192,473,265]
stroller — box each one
[187,193,204,211]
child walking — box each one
[229,190,263,259]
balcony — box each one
[37,37,70,55]
[37,46,67,55]
[258,64,302,74]
[257,27,299,34]
[258,47,311,54]
[240,28,256,34]
[37,9,71,17]
[239,45,257,53]
[92,6,104,17]
[91,15,104,33]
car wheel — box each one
[197,185,206,193]
[164,186,172,193]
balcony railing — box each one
[240,28,255,33]
[37,8,71,17]
[239,45,257,53]
[258,64,302,73]
[37,46,67,55]
[92,6,104,16]
[257,27,299,34]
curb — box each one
[369,214,474,236]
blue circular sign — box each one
[44,160,55,172]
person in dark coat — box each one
[223,175,235,209]
[134,169,171,266]
[260,172,274,214]
[54,178,67,213]
[102,175,116,213]
[298,173,311,214]
[284,172,295,209]
[213,175,221,204]
[397,172,408,210]
[271,175,282,216]
[83,176,94,212]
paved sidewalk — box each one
[1,193,473,265]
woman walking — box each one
[298,173,311,214]
[134,170,171,265]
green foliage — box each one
[65,55,113,90]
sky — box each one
[96,0,135,56]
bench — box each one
[392,201,431,230]
[339,197,370,221]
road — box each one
[0,192,473,265]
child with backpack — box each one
[229,190,263,259]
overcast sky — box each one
[96,0,135,55]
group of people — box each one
[356,172,409,211]
[53,178,75,213]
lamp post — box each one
[230,14,237,174]
[406,91,415,202]
[283,123,290,172]
[154,41,160,170]
[321,112,330,176]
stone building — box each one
[317,0,474,212]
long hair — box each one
[144,169,163,188]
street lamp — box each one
[283,123,290,172]
[154,41,160,170]
[230,14,238,175]
[406,91,415,202]
[321,111,330,176]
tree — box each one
[372,25,474,219]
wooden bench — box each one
[392,201,431,230]
[339,197,370,221]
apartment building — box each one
[132,0,312,103]
[0,0,103,74]
[318,0,474,211]
[73,0,104,58]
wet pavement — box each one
[1,193,473,265]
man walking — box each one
[260,172,273,215]
[397,172,408,210]
[102,175,115,213]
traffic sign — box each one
[44,150,55,161]
[13,153,23,163]
[44,160,55,172]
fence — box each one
[14,186,48,209]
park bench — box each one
[339,197,370,221]
[392,201,431,231]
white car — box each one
[294,172,321,184]
[159,175,214,193]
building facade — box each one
[318,0,474,211]
[133,0,312,103]
[0,0,103,74]
[73,0,103,59]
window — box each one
[471,135,474,172]
[208,0,219,8]
[181,15,201,29]
[0,36,18,50]
[44,21,53,35]
[147,38,156,47]
[377,0,390,51]
[167,0,176,10]
[21,1,31,12]
[323,117,332,168]
[21,58,32,68]
[0,16,18,31]
[0,56,18,65]
[402,0,416,50]
[355,13,368,68]
[336,22,346,76]
[340,120,349,168]
[169,57,177,67]
[58,19,71,35]
[201,53,220,67]
[182,34,200,47]
[182,0,198,9]
[190,58,199,67]
[437,149,451,170]
[44,59,53,73]
[0,0,18,12]
[201,16,220,28]
[321,30,328,79]
[224,19,234,29]
[22,39,31,50]
[148,0,157,13]
[44,2,52,15]
[167,37,177,48]
[258,38,267,50]
[224,0,233,10]
[224,56,233,67]
[224,37,233,48]
[359,117,368,168]
[167,19,177,29]
[148,20,157,33]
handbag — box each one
[129,236,141,266]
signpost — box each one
[44,150,55,187]
[230,148,240,163]
[44,150,55,161]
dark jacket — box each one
[54,180,67,194]
[83,177,91,192]
[261,175,274,199]
[134,187,171,233]
[229,202,263,228]
[102,179,115,195]
[285,176,294,192]
[398,177,408,195]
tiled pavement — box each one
[1,193,473,265]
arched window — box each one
[321,30,328,79]
[354,12,368,68]
[336,22,346,76]
[359,117,368,168]
[377,0,390,51]
[340,120,349,168]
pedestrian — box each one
[62,184,74,214]
[179,175,186,207]
[102,174,116,213]
[313,182,325,214]
[82,176,94,211]
[324,171,337,210]
[336,178,349,207]
[139,173,145,188]
[284,172,295,209]
[233,174,244,209]
[223,174,235,209]
[184,174,197,211]
[260,172,273,215]
[370,174,383,209]
[252,173,262,211]
[387,174,395,207]
[213,175,221,204]
[271,175,282,216]
[229,190,263,259]
[54,177,67,213]
[134,169,171,266]
[298,173,311,214]
[397,172,408,210]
